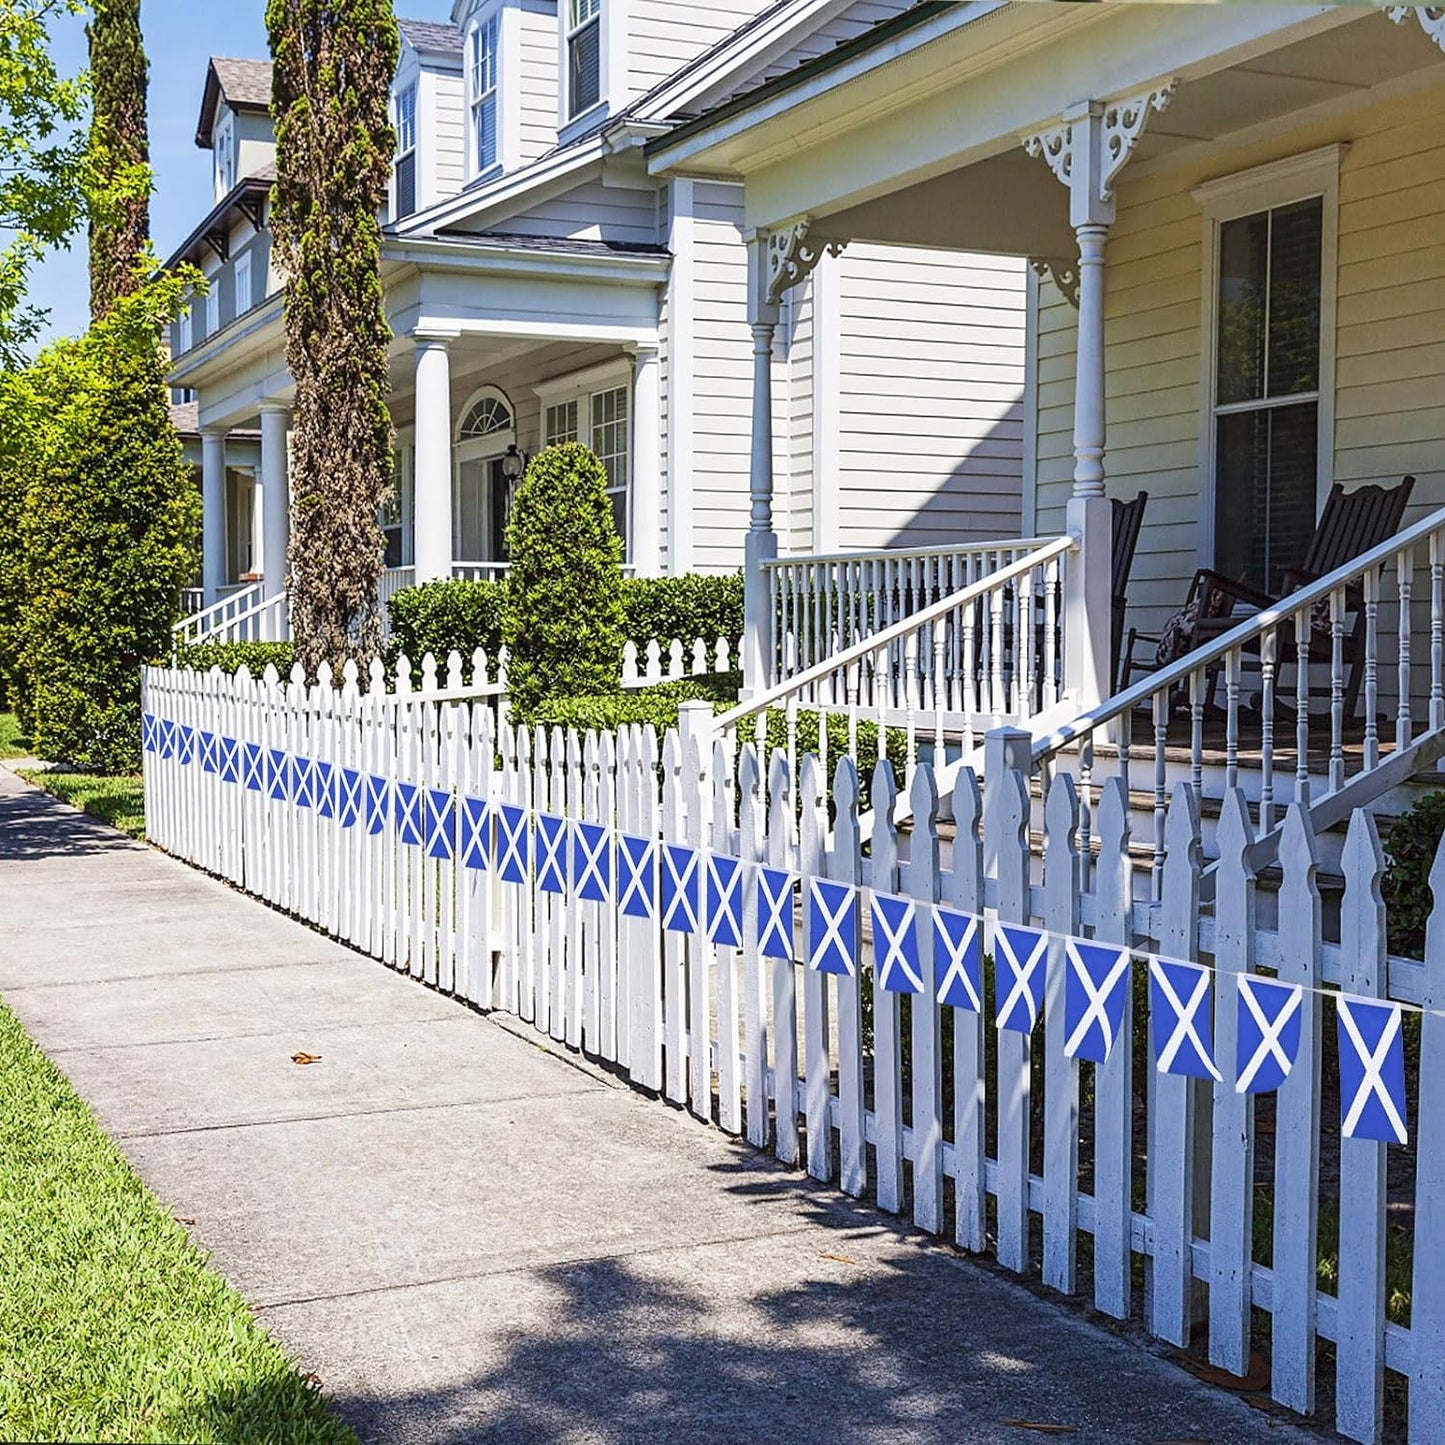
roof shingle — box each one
[398,18,464,53]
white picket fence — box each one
[141,658,1445,1444]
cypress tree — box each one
[87,0,151,319]
[266,0,399,677]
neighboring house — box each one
[167,3,1029,614]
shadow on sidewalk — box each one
[0,780,138,864]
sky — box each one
[29,0,457,348]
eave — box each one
[163,175,273,273]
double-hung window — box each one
[567,0,601,118]
[470,15,500,174]
[394,83,417,219]
[215,115,235,195]
[234,251,253,317]
[543,382,630,550]
[205,282,220,338]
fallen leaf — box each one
[819,1252,857,1266]
[291,1052,322,1066]
[174,1216,196,1226]
[1002,1424,1076,1436]
[1189,1350,1270,1393]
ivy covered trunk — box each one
[266,0,399,676]
[87,0,150,320]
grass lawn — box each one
[0,1002,357,1444]
[0,711,30,760]
[19,769,146,840]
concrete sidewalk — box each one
[0,768,1318,1444]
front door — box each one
[455,457,511,564]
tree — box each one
[87,0,151,319]
[266,0,400,677]
[502,443,625,715]
[12,272,200,771]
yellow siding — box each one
[1034,77,1445,639]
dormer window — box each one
[469,14,499,175]
[215,113,236,195]
[567,0,601,118]
[394,83,417,219]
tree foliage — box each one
[266,0,399,678]
[87,0,150,319]
[502,443,626,715]
[6,273,199,771]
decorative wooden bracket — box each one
[1030,258,1080,309]
[203,228,230,264]
[766,219,846,304]
[237,195,266,234]
[1387,6,1445,54]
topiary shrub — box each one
[172,641,297,677]
[1383,791,1445,960]
[503,443,625,715]
[623,573,743,646]
[387,579,505,666]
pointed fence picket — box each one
[142,656,1445,1445]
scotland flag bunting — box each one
[291,756,315,809]
[1063,939,1132,1064]
[573,822,612,904]
[1337,995,1408,1145]
[337,768,363,829]
[219,737,241,785]
[426,789,456,862]
[176,725,196,765]
[266,749,289,801]
[142,714,158,752]
[618,835,656,920]
[494,804,531,884]
[661,844,701,935]
[198,731,219,775]
[1235,975,1304,1094]
[934,907,982,1013]
[158,719,177,759]
[995,923,1048,1034]
[807,878,857,977]
[757,867,796,962]
[872,894,924,995]
[364,775,390,836]
[394,782,425,847]
[314,760,336,819]
[536,814,568,894]
[706,854,745,948]
[242,743,264,792]
[460,797,490,871]
[1149,957,1222,1081]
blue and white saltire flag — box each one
[198,731,219,775]
[706,854,745,948]
[242,743,264,792]
[661,844,702,935]
[995,923,1048,1034]
[364,775,390,836]
[757,867,795,962]
[872,893,924,995]
[426,789,456,862]
[158,718,177,760]
[494,804,531,885]
[291,756,315,809]
[807,878,858,977]
[618,835,656,919]
[266,749,289,802]
[1150,957,1223,1081]
[394,782,425,847]
[934,907,982,1013]
[219,737,241,785]
[337,768,363,828]
[176,725,196,765]
[1064,940,1133,1064]
[314,760,336,819]
[573,822,612,904]
[460,797,490,871]
[1337,995,1408,1145]
[536,814,568,894]
[1235,976,1304,1094]
[142,714,158,753]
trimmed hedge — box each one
[1383,791,1445,960]
[622,573,743,649]
[172,641,297,678]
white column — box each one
[628,342,662,577]
[260,404,290,601]
[666,178,696,573]
[413,331,456,584]
[743,233,780,698]
[1072,223,1108,502]
[201,429,228,605]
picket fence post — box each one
[768,748,799,1164]
[950,767,987,1252]
[870,757,903,1213]
[832,757,866,1197]
[800,751,832,1182]
[907,763,944,1234]
[738,742,769,1147]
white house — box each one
[166,4,1031,627]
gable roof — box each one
[196,57,273,148]
[398,17,464,55]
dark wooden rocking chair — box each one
[1111,490,1148,692]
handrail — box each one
[172,582,264,640]
[1030,502,1445,767]
[761,536,1053,569]
[176,587,289,647]
[716,533,1076,735]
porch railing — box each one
[172,583,267,647]
[1032,502,1445,893]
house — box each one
[168,3,1032,633]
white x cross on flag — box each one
[1063,939,1132,1064]
[872,894,923,995]
[1235,975,1304,1094]
[1337,994,1408,1145]
[1150,957,1222,1082]
[934,907,982,1013]
[995,923,1048,1034]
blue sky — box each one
[30,0,456,348]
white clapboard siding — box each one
[519,4,559,165]
[430,68,466,203]
[144,658,1445,1445]
[626,0,777,102]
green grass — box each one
[0,711,30,760]
[19,770,146,840]
[0,1003,357,1444]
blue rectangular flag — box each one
[573,822,612,904]
[142,714,158,753]
[198,731,219,774]
[291,756,315,809]
[706,854,744,948]
[1063,939,1132,1064]
[494,804,531,885]
[995,923,1048,1034]
[1236,975,1304,1094]
[618,835,656,920]
[158,719,177,760]
[872,893,923,995]
[1150,957,1222,1081]
[661,844,701,935]
[364,775,390,836]
[176,725,196,765]
[266,749,289,801]
[807,878,858,977]
[757,867,795,962]
[314,760,336,819]
[219,737,241,785]
[337,768,363,828]
[394,782,425,847]
[934,907,982,1013]
[243,743,264,792]
[536,814,567,894]
[426,789,456,862]
[460,797,490,871]
[1337,995,1408,1144]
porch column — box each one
[628,342,662,577]
[413,330,456,584]
[259,404,290,603]
[200,429,228,606]
[743,232,780,697]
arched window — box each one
[457,387,515,443]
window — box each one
[205,283,220,338]
[215,114,235,195]
[460,391,514,441]
[382,445,413,568]
[177,306,192,355]
[542,383,629,549]
[394,83,417,219]
[567,0,601,118]
[470,15,500,174]
[544,399,578,445]
[234,252,252,317]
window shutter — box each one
[395,154,416,220]
[570,20,601,116]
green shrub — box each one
[1383,791,1445,960]
[503,443,625,714]
[12,276,199,772]
[386,579,505,667]
[172,641,297,677]
[528,678,734,735]
[623,572,743,646]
